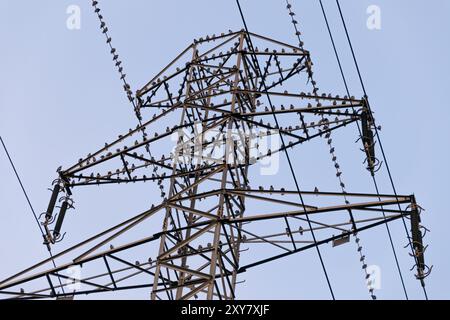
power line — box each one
[236,0,336,300]
[1,136,44,237]
[0,135,65,294]
[284,0,377,300]
[317,0,409,300]
[334,0,429,299]
[90,0,173,203]
[91,0,140,119]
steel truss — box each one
[0,30,427,300]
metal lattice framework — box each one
[0,29,428,300]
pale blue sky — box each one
[1,0,449,299]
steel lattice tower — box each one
[0,29,429,300]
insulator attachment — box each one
[409,196,432,281]
[45,184,60,219]
[360,107,376,175]
[53,200,68,238]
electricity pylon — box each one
[0,30,428,300]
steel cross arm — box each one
[241,50,308,57]
[0,256,159,299]
[1,260,231,300]
[246,31,309,53]
[124,152,173,170]
[65,115,230,186]
[247,118,358,158]
[227,113,358,148]
[229,189,411,199]
[224,197,413,224]
[235,103,363,118]
[237,88,364,104]
[45,261,157,298]
[66,162,227,187]
[62,102,182,174]
[0,249,173,299]
[0,198,412,298]
[237,213,409,273]
[189,30,308,55]
[256,213,403,238]
[195,33,242,61]
[0,202,165,288]
[0,220,214,295]
[194,31,244,45]
[0,290,51,299]
[48,272,112,293]
[226,190,318,210]
[64,114,226,176]
[229,113,306,141]
[15,284,156,300]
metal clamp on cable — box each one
[41,173,74,245]
[359,102,381,175]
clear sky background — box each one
[1,0,449,300]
